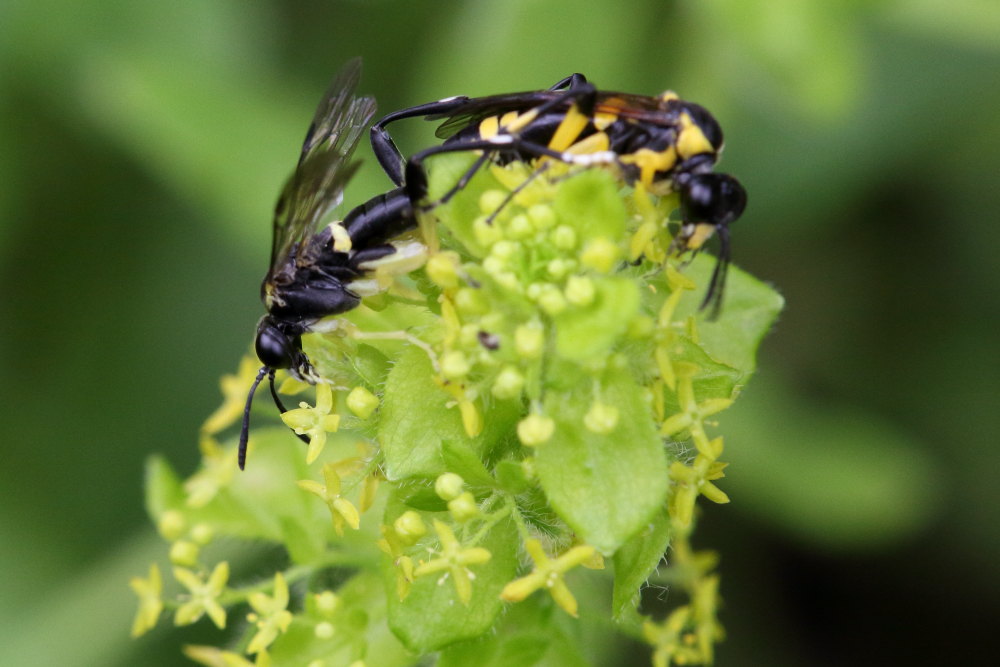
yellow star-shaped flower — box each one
[413,520,491,605]
[298,464,360,535]
[246,572,293,655]
[129,563,163,637]
[378,525,416,600]
[500,539,595,617]
[201,356,261,436]
[173,561,229,629]
[184,434,237,508]
[182,644,261,667]
[281,383,341,463]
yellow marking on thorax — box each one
[593,97,627,130]
[563,131,610,155]
[499,110,520,127]
[503,108,538,133]
[480,110,535,140]
[327,221,352,252]
[479,115,500,139]
[677,112,713,159]
[593,111,617,130]
[620,146,677,187]
[683,223,716,250]
[547,104,591,152]
[659,90,679,103]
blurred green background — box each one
[2,0,998,664]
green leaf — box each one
[379,347,474,479]
[438,605,551,667]
[515,487,565,539]
[672,254,785,372]
[395,484,448,513]
[439,634,549,667]
[384,516,519,652]
[442,439,497,489]
[495,460,532,494]
[426,152,505,258]
[553,168,627,243]
[536,367,669,553]
[611,506,671,622]
[349,343,392,389]
[186,429,337,543]
[437,592,594,667]
[380,346,520,480]
[554,278,641,361]
[658,335,745,418]
[269,571,412,667]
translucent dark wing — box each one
[269,58,377,274]
[430,89,675,140]
[592,92,675,121]
[430,90,563,140]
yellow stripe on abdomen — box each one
[547,104,590,152]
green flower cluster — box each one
[132,154,782,666]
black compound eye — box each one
[680,173,747,226]
[254,318,298,369]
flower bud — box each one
[528,204,556,230]
[580,238,620,274]
[584,401,620,434]
[564,276,595,306]
[393,510,427,542]
[441,351,471,380]
[448,491,480,522]
[426,251,461,289]
[157,510,186,541]
[552,225,577,250]
[346,386,379,419]
[190,523,214,546]
[517,414,555,446]
[169,540,199,567]
[479,189,507,214]
[491,366,525,400]
[435,472,465,501]
[515,324,545,359]
[507,214,534,240]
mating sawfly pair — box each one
[239,58,747,468]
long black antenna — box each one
[268,372,310,445]
[239,366,269,470]
[701,224,731,321]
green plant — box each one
[132,155,782,666]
